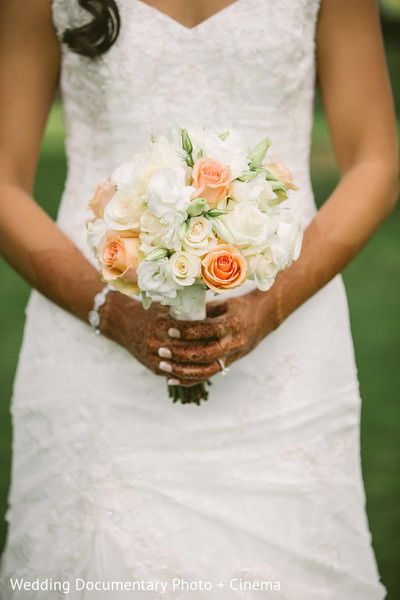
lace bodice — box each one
[52,0,321,260]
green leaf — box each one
[248,137,271,168]
[270,181,287,192]
[218,130,230,141]
[237,170,259,182]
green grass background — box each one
[0,43,399,597]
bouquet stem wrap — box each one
[168,290,210,405]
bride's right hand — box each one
[100,291,181,377]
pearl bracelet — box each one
[88,284,113,335]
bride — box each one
[0,0,398,598]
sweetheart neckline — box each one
[134,0,247,32]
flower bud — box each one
[141,291,152,309]
[178,219,190,241]
[187,197,207,217]
[145,247,169,261]
[206,208,229,217]
[180,128,193,155]
[207,216,234,244]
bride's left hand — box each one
[156,290,278,386]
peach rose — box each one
[98,231,140,295]
[191,158,231,206]
[201,244,247,293]
[87,179,116,220]
[263,157,298,191]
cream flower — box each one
[247,250,279,292]
[147,167,194,225]
[86,219,108,258]
[222,202,274,254]
[104,189,144,233]
[139,209,181,253]
[229,175,278,210]
[182,216,217,256]
[137,258,178,299]
[170,251,201,287]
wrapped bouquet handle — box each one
[168,296,209,405]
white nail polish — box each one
[159,361,173,373]
[158,347,172,359]
[168,378,180,386]
[168,328,181,339]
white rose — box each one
[272,211,303,266]
[86,219,108,257]
[139,209,181,253]
[137,258,178,299]
[182,216,217,256]
[222,203,274,254]
[136,136,192,190]
[111,156,149,201]
[111,156,143,189]
[147,167,194,225]
[229,174,275,207]
[247,250,279,292]
[147,135,185,170]
[170,251,201,287]
[104,189,144,232]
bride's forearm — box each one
[0,183,104,321]
[263,159,399,326]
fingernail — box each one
[168,378,180,386]
[168,328,181,339]
[159,361,173,373]
[158,347,172,359]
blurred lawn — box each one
[1,54,399,596]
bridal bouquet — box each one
[86,126,302,404]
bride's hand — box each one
[144,289,279,386]
[100,291,186,377]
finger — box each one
[206,299,228,319]
[167,351,242,386]
[170,313,241,342]
[154,334,245,363]
[155,357,221,381]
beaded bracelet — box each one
[88,284,113,335]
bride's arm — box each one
[0,0,180,379]
[0,0,105,320]
[155,0,399,384]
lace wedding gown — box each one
[0,0,386,598]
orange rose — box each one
[87,179,116,220]
[98,231,140,295]
[191,158,231,206]
[201,244,247,293]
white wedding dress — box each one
[0,0,386,598]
